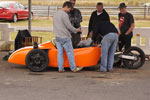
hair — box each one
[97,2,103,7]
[62,1,73,8]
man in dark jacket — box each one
[87,2,110,39]
[93,21,118,72]
[68,0,82,48]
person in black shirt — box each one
[118,3,135,51]
[87,2,110,39]
[93,21,118,72]
[68,0,82,48]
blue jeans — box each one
[55,37,77,71]
[100,33,118,72]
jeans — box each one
[119,33,133,51]
[55,37,77,71]
[100,33,118,72]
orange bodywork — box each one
[8,42,101,68]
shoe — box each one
[72,67,83,72]
[107,69,113,73]
[99,70,107,74]
[58,69,65,73]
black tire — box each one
[12,14,17,22]
[28,13,33,20]
[26,49,49,72]
[123,47,145,69]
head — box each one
[70,0,76,9]
[62,1,73,12]
[119,3,127,14]
[96,2,103,13]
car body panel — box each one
[8,42,101,68]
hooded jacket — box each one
[88,9,110,35]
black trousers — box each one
[119,34,133,51]
[71,33,81,48]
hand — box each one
[77,28,82,33]
[89,31,93,37]
[86,31,93,39]
[125,33,129,35]
[96,44,101,48]
[92,42,97,46]
[118,32,121,36]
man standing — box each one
[92,21,118,72]
[87,2,110,39]
[68,0,82,48]
[118,3,135,51]
[53,1,83,72]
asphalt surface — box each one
[0,51,150,100]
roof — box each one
[0,1,17,3]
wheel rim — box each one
[28,51,47,70]
[124,50,143,68]
[13,15,17,22]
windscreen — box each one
[0,2,11,8]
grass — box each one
[0,17,53,27]
[3,0,150,6]
[11,32,54,43]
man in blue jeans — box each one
[53,1,83,72]
[92,21,118,72]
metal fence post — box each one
[148,6,150,16]
[56,6,58,12]
[48,6,50,19]
[144,5,147,19]
[28,0,32,34]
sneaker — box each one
[72,67,83,72]
[107,69,113,73]
[58,69,65,73]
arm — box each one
[118,14,121,36]
[125,23,135,35]
[125,14,135,35]
[105,12,110,22]
[103,9,110,22]
[87,12,94,38]
[92,23,99,43]
[62,13,78,34]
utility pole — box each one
[28,0,32,34]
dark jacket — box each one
[88,9,110,36]
[68,8,82,28]
[15,30,31,50]
[92,21,118,43]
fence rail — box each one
[32,6,150,18]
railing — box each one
[32,6,150,18]
[0,23,16,50]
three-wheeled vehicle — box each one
[8,41,145,72]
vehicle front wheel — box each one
[26,49,49,72]
[12,14,17,22]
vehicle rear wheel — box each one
[26,49,49,72]
[123,47,145,69]
[12,14,17,22]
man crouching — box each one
[53,1,83,72]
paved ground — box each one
[0,51,150,100]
